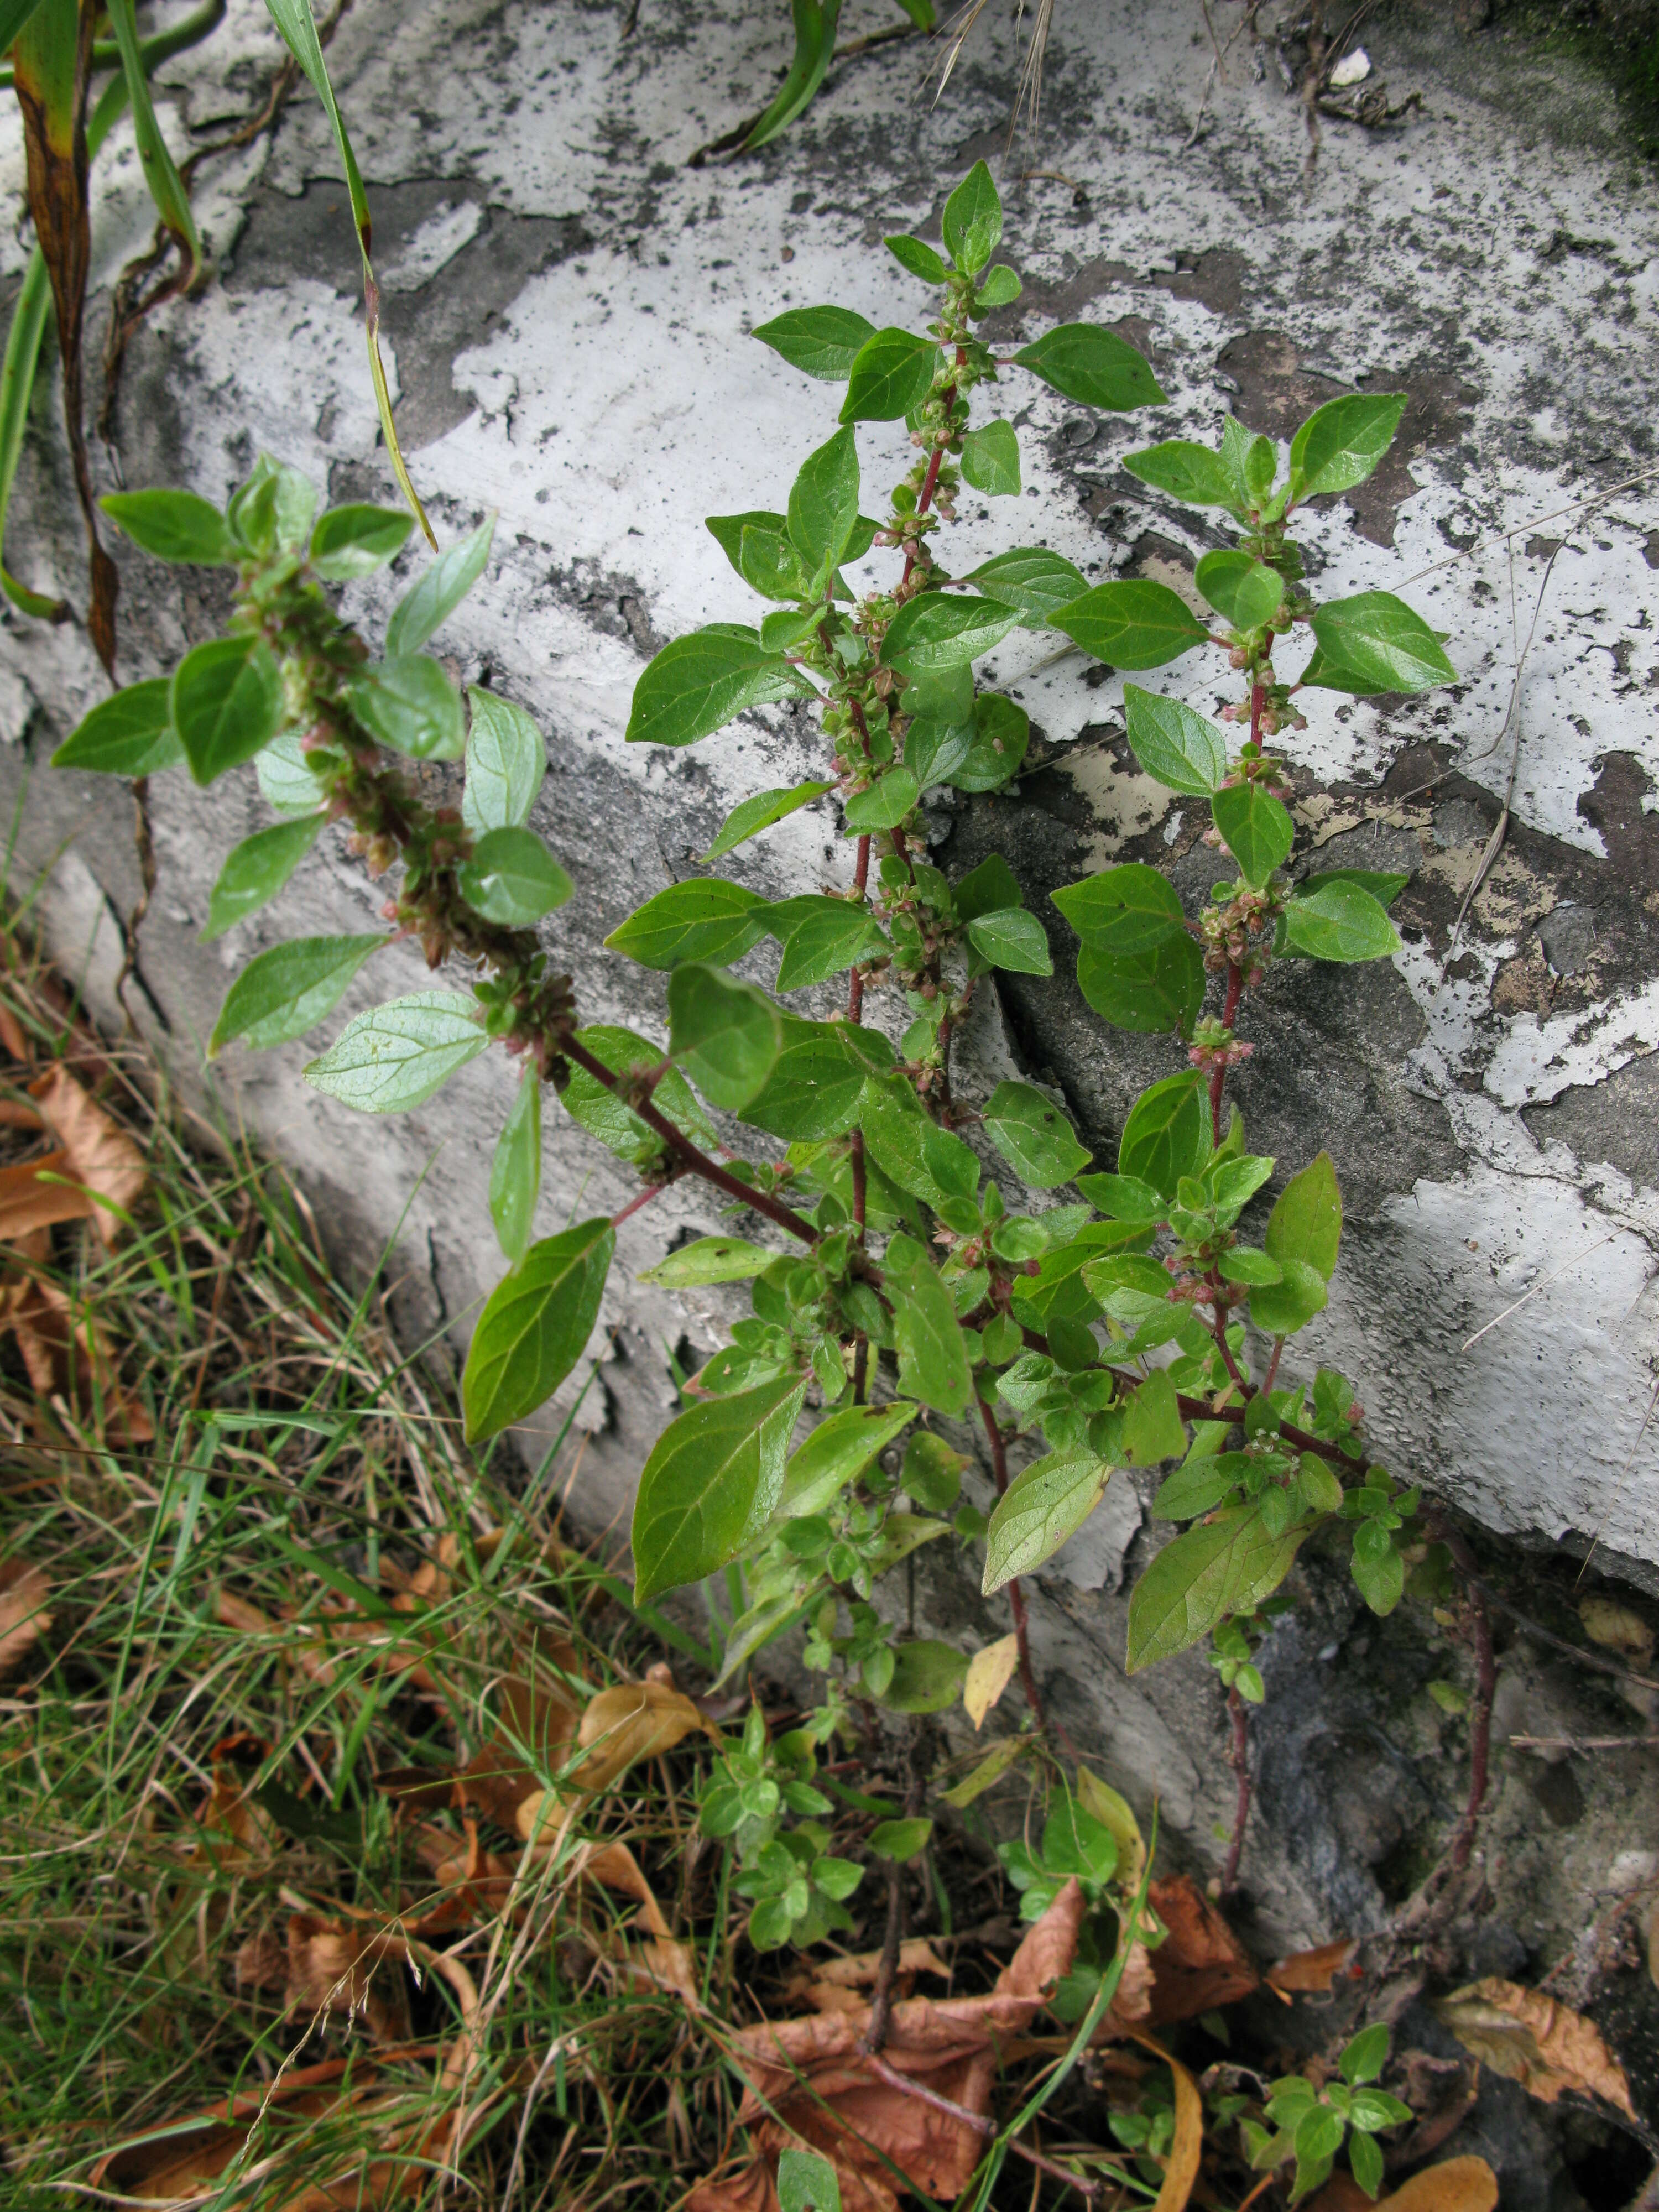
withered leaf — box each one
[29,1065,147,1245]
[0,1556,53,1678]
[963,1634,1020,1729]
[1433,1978,1634,2116]
[1144,1876,1258,2024]
[1267,1936,1359,1995]
[1309,2157,1499,2212]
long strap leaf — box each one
[261,0,435,547]
[742,0,842,151]
[105,0,202,285]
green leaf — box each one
[1052,861,1182,953]
[384,515,493,655]
[227,455,319,557]
[1283,880,1401,963]
[952,693,1029,791]
[1348,2089,1412,2132]
[489,1073,541,1264]
[1194,549,1284,631]
[1125,1503,1305,1670]
[983,1081,1091,1187]
[462,1218,614,1441]
[560,1025,716,1164]
[171,635,284,787]
[778,2147,842,2212]
[883,591,1018,675]
[1120,1369,1185,1464]
[954,853,1022,923]
[1013,324,1164,411]
[869,1816,933,1860]
[639,1235,776,1289]
[703,510,804,601]
[974,264,1021,310]
[462,688,545,834]
[1050,578,1209,670]
[1294,2104,1345,2171]
[885,1234,974,1416]
[51,679,183,777]
[100,488,233,565]
[901,1430,966,1512]
[942,159,1001,274]
[309,502,414,581]
[984,1451,1108,1591]
[1122,684,1226,796]
[1121,440,1241,508]
[1302,591,1456,696]
[1265,1151,1341,1280]
[703,780,834,862]
[347,656,465,762]
[257,727,330,817]
[960,419,1020,495]
[1348,2130,1384,2199]
[1248,1257,1329,1338]
[1212,782,1293,887]
[1077,935,1204,1035]
[843,770,920,832]
[202,813,325,940]
[1288,392,1406,504]
[627,624,818,748]
[209,933,383,1057]
[742,0,841,148]
[787,426,861,582]
[667,961,783,1109]
[1340,2023,1390,2087]
[1076,1171,1165,1224]
[771,896,885,989]
[457,826,572,925]
[1298,867,1408,908]
[1152,1453,1246,1521]
[104,0,204,289]
[841,327,938,424]
[1352,1527,1405,1618]
[739,1020,875,1141]
[966,908,1052,975]
[604,879,771,971]
[781,1401,918,1517]
[886,233,947,284]
[753,305,876,382]
[966,546,1087,628]
[632,1374,807,1603]
[881,1639,968,1713]
[1118,1073,1206,1196]
[304,991,487,1112]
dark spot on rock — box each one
[1539,901,1598,976]
[1527,1756,1587,1827]
[1150,247,1251,316]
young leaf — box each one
[886,233,947,284]
[462,687,545,834]
[703,780,834,861]
[462,1217,614,1441]
[1125,1504,1304,1670]
[603,879,772,971]
[639,1235,779,1289]
[967,546,1087,628]
[770,897,885,989]
[1282,880,1401,963]
[869,1815,933,1861]
[974,264,1021,310]
[667,961,783,1109]
[1265,1151,1341,1280]
[489,1072,541,1264]
[51,679,183,777]
[304,992,487,1112]
[1013,324,1164,411]
[742,0,841,149]
[983,1451,1108,1591]
[703,509,799,599]
[1122,440,1240,508]
[960,419,1020,495]
[171,635,284,786]
[1122,684,1226,796]
[348,655,465,762]
[753,304,876,381]
[1078,937,1204,1035]
[982,1081,1091,1188]
[885,1234,974,1416]
[1248,1257,1329,1338]
[631,1374,808,1603]
[966,909,1052,974]
[258,727,330,817]
[841,327,938,423]
[310,502,414,581]
[1341,2022,1390,2087]
[942,158,1002,275]
[1052,861,1183,953]
[384,514,494,655]
[952,693,1029,790]
[100,488,233,565]
[1194,548,1284,631]
[457,826,572,924]
[1076,1171,1166,1224]
[1288,392,1407,504]
[843,770,920,832]
[627,624,818,748]
[1120,1368,1185,1464]
[1118,1072,1207,1196]
[1302,591,1456,696]
[882,592,1018,674]
[1212,782,1293,887]
[787,425,860,582]
[208,934,384,1057]
[1298,867,1408,907]
[1049,578,1209,669]
[202,813,325,940]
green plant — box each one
[52,156,1466,1909]
[698,1703,864,1949]
[1243,2023,1413,2201]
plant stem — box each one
[1441,1530,1496,1872]
[978,1395,1045,1729]
[1209,959,1243,1146]
[1219,1682,1251,1896]
[611,1176,677,1228]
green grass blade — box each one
[0,255,66,619]
[743,0,842,150]
[104,0,202,285]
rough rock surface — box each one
[3,0,1659,2113]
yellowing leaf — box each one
[962,1634,1020,1729]
[1076,1766,1146,1894]
[1578,1594,1654,1666]
[1433,1978,1634,2116]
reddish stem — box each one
[899,356,962,592]
[1442,1529,1497,1872]
[1209,959,1243,1147]
[1219,1682,1252,1896]
[611,1176,677,1228]
[979,1395,1045,1728]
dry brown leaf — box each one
[1,1267,153,1443]
[0,1556,53,1678]
[1129,2035,1201,2212]
[1434,1978,1634,2115]
[1144,1876,1258,2025]
[569,1671,720,1792]
[285,1914,410,2042]
[234,1931,289,1992]
[963,1634,1020,1729]
[1309,2156,1498,2212]
[1579,1594,1655,1666]
[0,1146,92,1240]
[0,996,28,1061]
[691,1879,1088,2212]
[28,1063,147,1245]
[1267,1936,1359,1995]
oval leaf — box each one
[1049,578,1208,670]
[304,991,487,1112]
[209,933,384,1057]
[462,1217,614,1441]
[627,625,818,748]
[631,1374,808,1604]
